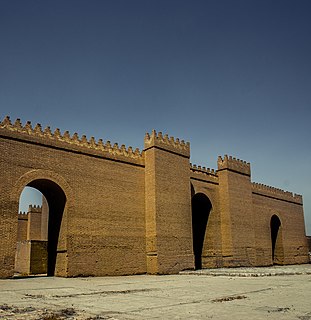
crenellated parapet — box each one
[190,163,217,176]
[18,211,29,220]
[0,116,144,166]
[190,163,218,184]
[28,205,42,213]
[217,155,251,176]
[144,130,190,158]
[252,182,303,204]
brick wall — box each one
[0,116,309,278]
[17,213,28,242]
[0,119,146,277]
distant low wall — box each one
[15,240,47,275]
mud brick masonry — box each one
[0,116,309,278]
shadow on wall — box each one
[270,215,284,265]
[192,193,212,270]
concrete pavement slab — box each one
[0,265,311,319]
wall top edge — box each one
[0,116,145,165]
[252,182,303,204]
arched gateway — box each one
[11,169,74,277]
[0,116,309,278]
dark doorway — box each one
[18,179,66,276]
[192,193,212,269]
[270,215,281,264]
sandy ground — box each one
[0,265,311,319]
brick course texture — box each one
[0,116,309,278]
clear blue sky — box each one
[1,0,310,234]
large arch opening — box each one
[270,215,282,265]
[192,193,212,270]
[15,179,66,276]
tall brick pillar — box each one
[217,155,256,266]
[27,205,42,240]
[144,130,193,274]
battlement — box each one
[190,163,217,176]
[28,205,42,213]
[190,163,219,184]
[0,116,144,165]
[144,130,190,158]
[252,182,303,204]
[18,211,29,220]
[217,155,251,176]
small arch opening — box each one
[192,193,212,270]
[270,215,282,264]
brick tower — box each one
[144,130,194,274]
[217,155,256,266]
